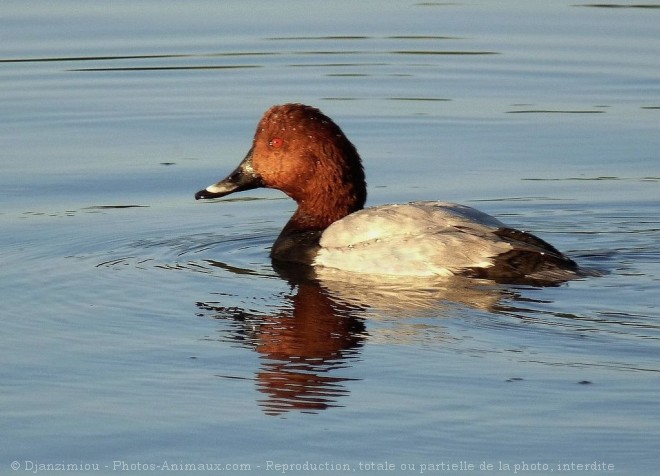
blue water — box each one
[2,1,659,475]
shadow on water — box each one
[194,258,533,416]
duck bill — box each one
[195,147,264,200]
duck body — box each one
[196,103,580,284]
[316,201,513,277]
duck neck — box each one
[271,185,365,264]
[285,189,363,234]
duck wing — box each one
[468,227,579,284]
[316,202,510,276]
[316,201,580,284]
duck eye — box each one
[269,137,284,148]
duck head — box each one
[195,103,367,231]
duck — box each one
[195,103,581,284]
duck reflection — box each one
[197,262,367,416]
[197,259,512,415]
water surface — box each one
[2,1,659,475]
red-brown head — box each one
[196,104,367,232]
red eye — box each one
[270,137,284,148]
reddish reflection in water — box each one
[197,279,366,416]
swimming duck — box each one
[195,103,580,284]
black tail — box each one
[467,228,581,285]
